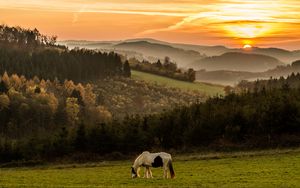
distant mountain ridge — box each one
[192,52,283,72]
[114,41,205,67]
[59,38,300,71]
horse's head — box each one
[131,167,137,178]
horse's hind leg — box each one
[163,168,168,179]
[163,163,168,178]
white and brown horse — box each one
[131,151,175,179]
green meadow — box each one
[131,70,224,96]
[1,149,299,187]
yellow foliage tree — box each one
[83,84,96,106]
[66,97,80,125]
[0,94,10,110]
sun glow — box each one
[0,0,300,49]
[225,23,272,38]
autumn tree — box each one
[65,97,80,125]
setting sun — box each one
[243,44,252,49]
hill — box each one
[114,41,205,67]
[92,75,209,118]
[58,40,116,49]
[196,70,260,86]
[248,47,295,63]
[196,60,300,86]
[131,70,224,96]
[192,52,283,72]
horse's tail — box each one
[168,159,175,179]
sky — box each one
[0,0,300,49]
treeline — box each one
[234,72,300,93]
[129,57,196,82]
[0,24,59,48]
[2,77,300,162]
[0,25,130,81]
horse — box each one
[131,151,175,179]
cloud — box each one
[135,0,300,38]
[72,4,87,23]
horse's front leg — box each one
[137,167,141,178]
[144,167,151,178]
[146,167,149,178]
[143,167,147,178]
[149,168,153,178]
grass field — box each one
[131,70,224,96]
[1,149,300,187]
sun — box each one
[243,44,252,49]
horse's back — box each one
[140,151,172,163]
[142,151,150,155]
[158,152,172,159]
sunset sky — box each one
[1,0,300,49]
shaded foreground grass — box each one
[131,70,224,96]
[1,149,300,187]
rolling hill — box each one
[114,41,205,67]
[196,61,300,86]
[131,70,224,96]
[229,47,300,64]
[192,52,283,72]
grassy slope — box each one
[132,70,224,96]
[1,149,299,187]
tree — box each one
[1,72,10,90]
[187,68,196,82]
[65,97,80,125]
[163,56,177,72]
[71,89,84,106]
[155,60,163,69]
[224,86,234,95]
[0,94,10,110]
[34,86,41,94]
[73,123,86,151]
[0,81,8,93]
[123,60,131,77]
[83,84,96,106]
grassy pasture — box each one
[0,149,299,187]
[131,70,224,96]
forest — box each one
[1,72,300,163]
[0,25,129,82]
[0,25,300,163]
[234,72,300,93]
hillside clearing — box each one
[131,70,224,96]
